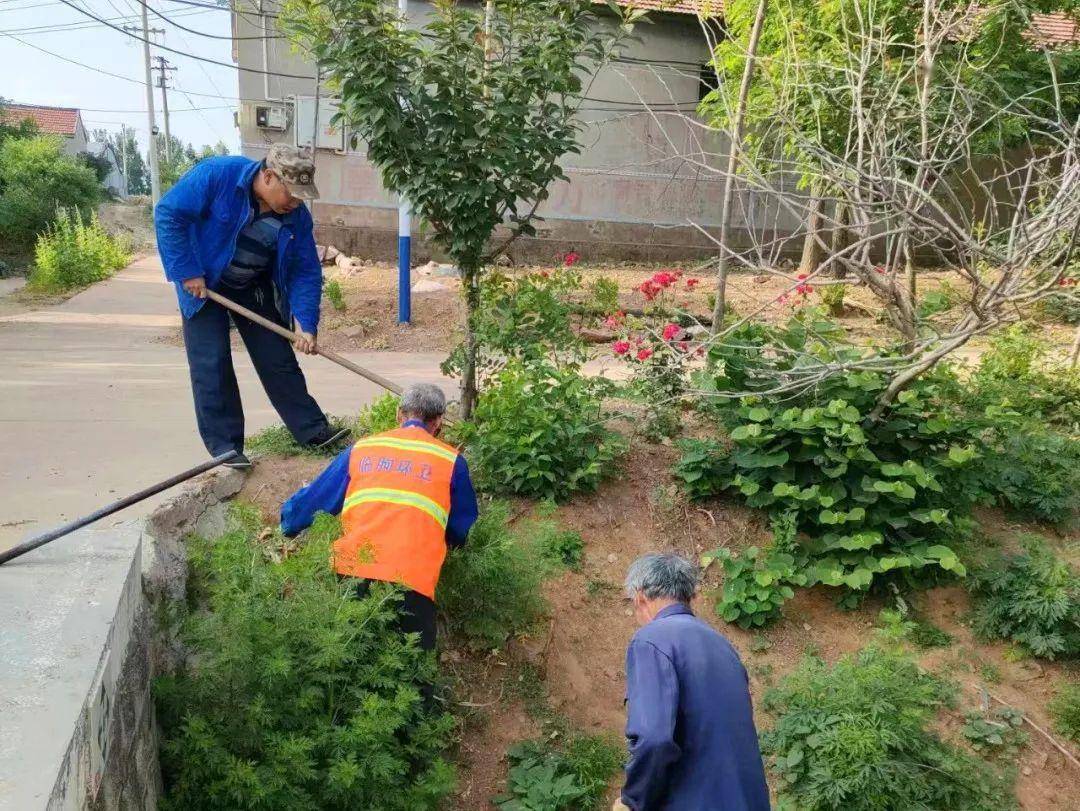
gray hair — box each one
[400,383,447,422]
[625,553,699,603]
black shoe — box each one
[223,452,253,470]
[309,427,352,451]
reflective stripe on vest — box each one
[342,487,449,528]
[334,425,459,600]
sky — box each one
[0,0,241,155]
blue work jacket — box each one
[623,603,771,811]
[154,156,323,333]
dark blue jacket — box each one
[280,420,479,548]
[623,604,770,811]
[154,156,323,333]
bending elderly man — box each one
[280,383,478,652]
[616,553,771,811]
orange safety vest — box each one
[333,425,459,600]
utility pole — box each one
[397,0,411,324]
[153,56,177,162]
[124,12,165,205]
[120,126,128,196]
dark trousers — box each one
[181,280,328,456]
[345,578,438,652]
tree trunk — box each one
[1070,323,1080,369]
[798,189,825,276]
[460,264,481,420]
[830,201,849,278]
[710,0,769,333]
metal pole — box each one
[0,451,238,567]
[397,0,411,324]
[158,69,171,163]
[140,2,161,205]
[204,289,404,394]
[120,127,128,196]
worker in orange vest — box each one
[280,383,478,651]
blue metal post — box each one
[397,0,411,324]
[398,199,411,324]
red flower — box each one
[612,340,631,356]
[776,293,790,304]
[653,271,678,287]
[538,270,550,278]
[662,323,681,341]
[639,280,660,301]
[1059,277,1076,287]
[636,348,654,361]
[874,266,886,275]
[797,273,808,280]
[603,311,626,329]
[677,341,690,352]
[564,251,580,267]
[685,278,701,290]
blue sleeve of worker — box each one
[622,639,682,811]
[280,447,351,537]
[285,205,323,334]
[155,160,217,283]
[445,455,478,548]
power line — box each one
[0,6,209,35]
[134,0,280,38]
[55,0,315,78]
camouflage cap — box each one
[265,143,320,200]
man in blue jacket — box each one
[617,553,771,811]
[155,144,340,468]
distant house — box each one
[86,141,128,199]
[0,103,89,156]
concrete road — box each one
[0,256,447,552]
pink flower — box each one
[874,266,886,275]
[662,323,681,341]
[685,278,701,290]
[636,348,654,361]
[564,251,580,267]
[776,293,790,304]
[612,340,631,356]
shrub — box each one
[961,707,1027,756]
[530,505,585,572]
[969,536,1080,660]
[677,369,976,606]
[1038,291,1080,325]
[761,644,1016,811]
[29,207,130,291]
[967,324,1080,430]
[437,501,546,649]
[1049,681,1080,744]
[974,428,1080,524]
[495,733,624,811]
[0,135,101,246]
[588,275,620,314]
[443,269,583,381]
[705,513,807,628]
[461,361,625,501]
[324,278,346,311]
[354,392,400,437]
[819,283,846,316]
[155,508,456,810]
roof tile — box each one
[0,104,80,137]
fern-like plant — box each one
[156,507,456,810]
[969,536,1080,660]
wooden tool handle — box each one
[204,289,403,396]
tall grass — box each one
[30,207,130,291]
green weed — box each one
[1049,680,1080,744]
[324,278,346,311]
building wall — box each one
[235,2,806,261]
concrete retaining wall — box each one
[0,468,243,811]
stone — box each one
[432,263,461,278]
[1022,766,1033,777]
[325,244,340,262]
[417,260,440,276]
[341,325,365,339]
[412,279,449,294]
[753,274,770,284]
[685,324,709,337]
[802,623,812,632]
[495,254,513,267]
[607,553,618,564]
[335,253,361,274]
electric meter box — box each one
[255,106,287,131]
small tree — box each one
[93,127,149,196]
[282,0,641,417]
